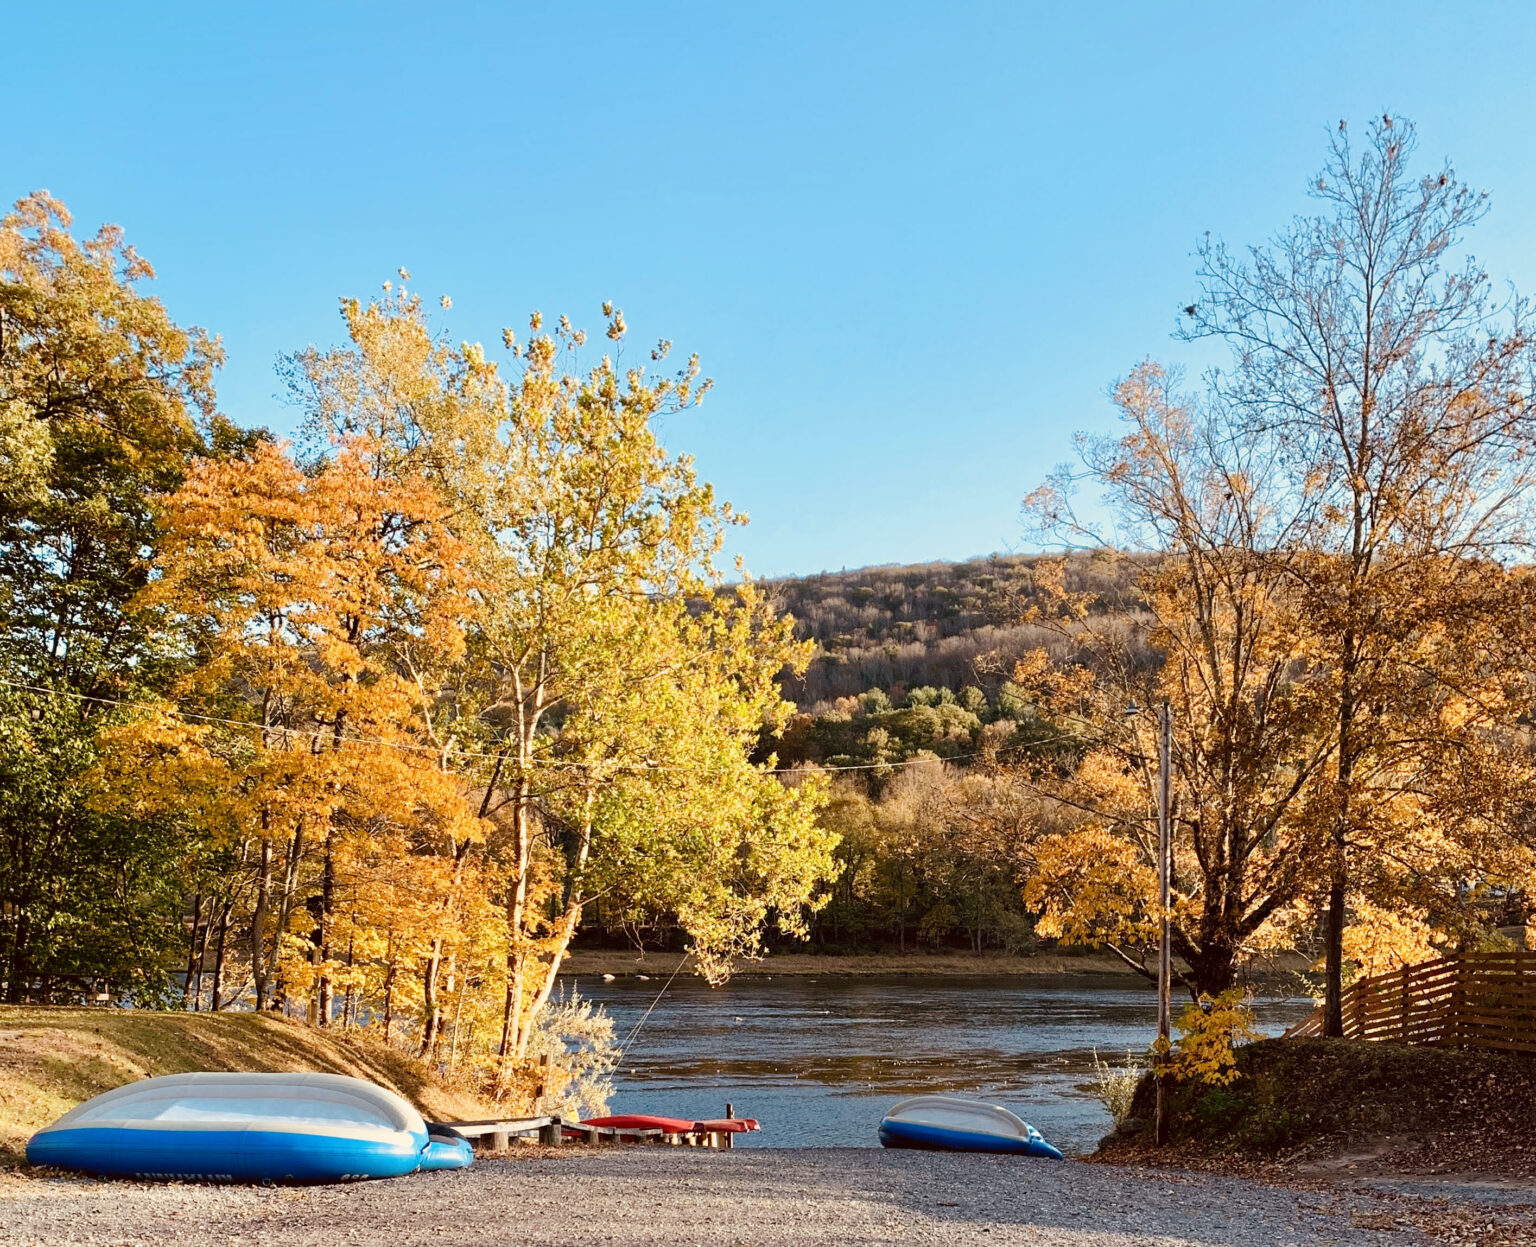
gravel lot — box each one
[1,1148,1432,1246]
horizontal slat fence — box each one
[1285,950,1536,1054]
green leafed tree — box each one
[0,193,228,1002]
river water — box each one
[563,972,1314,1156]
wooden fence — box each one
[1285,950,1536,1054]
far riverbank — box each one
[561,948,1313,978]
[561,949,1142,977]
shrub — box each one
[1170,989,1262,1086]
[1091,1048,1145,1126]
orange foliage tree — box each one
[102,433,479,1019]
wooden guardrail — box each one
[1285,949,1536,1054]
[445,1116,564,1150]
[443,1116,745,1151]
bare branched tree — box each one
[1182,116,1536,1033]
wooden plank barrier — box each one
[449,1117,564,1151]
[444,1115,747,1151]
[1285,949,1536,1054]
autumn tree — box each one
[1019,364,1339,996]
[106,434,478,1016]
[0,192,226,690]
[1181,116,1536,1031]
[288,291,837,1078]
[0,192,236,1002]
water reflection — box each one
[564,972,1313,1155]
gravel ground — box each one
[0,1149,1439,1247]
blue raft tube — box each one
[877,1094,1065,1159]
[27,1072,473,1182]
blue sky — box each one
[9,2,1536,576]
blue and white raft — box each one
[877,1095,1064,1159]
[27,1072,473,1182]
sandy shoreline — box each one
[3,1148,1502,1247]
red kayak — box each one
[576,1114,759,1134]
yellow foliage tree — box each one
[285,291,837,1082]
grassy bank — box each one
[0,1006,496,1166]
[1097,1037,1536,1183]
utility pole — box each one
[1155,699,1172,1147]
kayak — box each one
[27,1072,472,1182]
[569,1113,760,1136]
[877,1095,1064,1159]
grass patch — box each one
[1098,1037,1536,1171]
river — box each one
[563,972,1315,1156]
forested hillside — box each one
[768,552,1141,708]
[758,553,1143,771]
[587,553,1150,959]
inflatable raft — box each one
[877,1095,1064,1159]
[27,1072,473,1182]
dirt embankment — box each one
[0,1006,496,1165]
[1097,1037,1536,1186]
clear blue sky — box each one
[9,2,1536,576]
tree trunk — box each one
[447,978,467,1074]
[316,831,334,1026]
[186,896,213,1013]
[252,834,272,1010]
[1323,826,1348,1035]
[420,938,444,1057]
[183,895,203,1010]
[211,899,231,1011]
[270,824,304,1011]
[1324,662,1358,1038]
[421,835,472,1058]
[342,935,355,1030]
[499,774,533,1060]
[4,912,30,1004]
[383,955,396,1044]
[1185,938,1237,998]
[510,786,595,1062]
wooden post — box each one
[1518,953,1531,1044]
[1398,964,1409,1043]
[538,1117,562,1146]
[1450,958,1466,1050]
[534,1053,549,1113]
[1155,700,1172,1148]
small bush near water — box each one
[1090,1049,1145,1127]
[521,988,618,1122]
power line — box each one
[0,676,974,776]
[614,951,691,1067]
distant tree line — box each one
[765,553,1143,707]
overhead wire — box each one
[0,675,976,775]
[613,951,692,1068]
